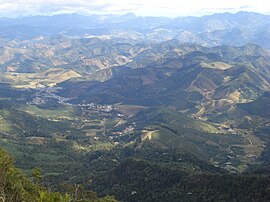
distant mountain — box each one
[1,12,270,48]
[0,37,146,73]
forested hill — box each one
[0,149,117,202]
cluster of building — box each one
[27,86,74,105]
[80,103,115,113]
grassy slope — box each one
[128,107,245,161]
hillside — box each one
[58,43,270,119]
[95,158,270,202]
[1,12,270,201]
[0,37,146,74]
[0,149,117,202]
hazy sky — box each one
[0,0,269,17]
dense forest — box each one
[0,149,117,202]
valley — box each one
[1,11,270,201]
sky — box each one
[0,0,269,17]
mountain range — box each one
[1,11,270,201]
[0,11,270,48]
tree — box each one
[32,167,42,184]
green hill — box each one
[0,149,117,202]
[118,107,254,167]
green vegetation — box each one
[0,149,117,202]
[126,107,249,164]
[99,158,270,202]
[22,105,77,119]
[1,40,270,201]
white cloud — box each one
[0,0,269,17]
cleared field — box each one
[116,104,148,115]
[21,105,77,119]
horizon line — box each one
[0,10,269,19]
